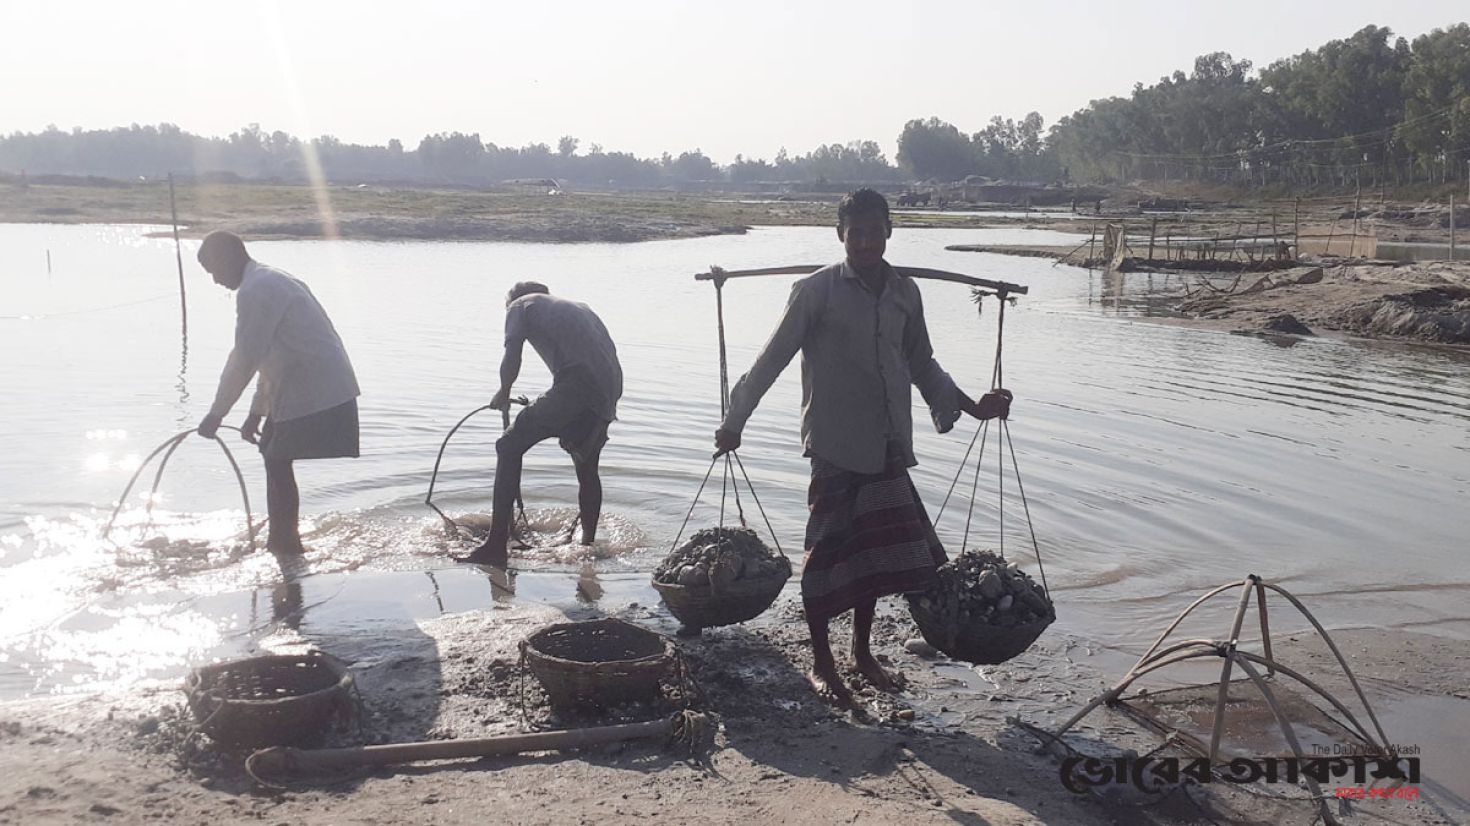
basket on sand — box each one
[906,550,1054,665]
[521,617,675,709]
[651,526,791,632]
[185,652,356,749]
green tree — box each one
[896,117,974,180]
[1396,24,1470,182]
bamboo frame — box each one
[1048,574,1399,826]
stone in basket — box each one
[906,550,1055,665]
[185,651,356,749]
[521,617,675,710]
[652,526,791,633]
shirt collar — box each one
[839,259,895,286]
[240,259,263,286]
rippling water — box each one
[2,222,1468,700]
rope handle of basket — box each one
[666,267,784,558]
[929,291,1051,599]
[516,641,532,731]
[669,646,701,709]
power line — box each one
[1110,103,1457,163]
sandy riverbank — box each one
[1,593,1464,826]
[954,237,1470,346]
[1174,260,1470,344]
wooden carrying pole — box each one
[694,264,1028,296]
[248,715,681,778]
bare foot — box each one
[454,540,509,566]
[854,652,902,693]
[808,663,855,708]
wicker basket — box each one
[185,652,355,749]
[652,562,790,632]
[521,618,674,709]
[908,596,1056,665]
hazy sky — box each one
[2,1,1464,163]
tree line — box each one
[0,123,902,188]
[1047,23,1470,187]
[2,23,1466,189]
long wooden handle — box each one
[249,717,671,775]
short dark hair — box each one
[837,188,891,233]
[506,281,550,305]
[198,230,248,264]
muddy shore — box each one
[953,240,1470,346]
[1,593,1464,825]
[1173,260,1470,344]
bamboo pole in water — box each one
[169,173,188,337]
[1452,194,1457,262]
[1293,198,1301,259]
[1349,172,1362,258]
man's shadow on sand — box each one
[673,625,1213,826]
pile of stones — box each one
[909,550,1052,630]
[654,526,790,590]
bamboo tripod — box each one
[1050,573,1397,826]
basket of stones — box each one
[521,617,675,709]
[185,651,356,749]
[906,550,1054,665]
[652,526,792,632]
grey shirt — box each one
[721,260,962,474]
[505,293,623,421]
[209,261,359,422]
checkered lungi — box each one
[800,445,947,622]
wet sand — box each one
[2,594,1464,825]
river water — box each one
[1,222,1468,701]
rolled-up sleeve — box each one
[209,280,289,419]
[904,287,961,434]
[721,280,814,435]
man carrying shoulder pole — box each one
[714,189,1011,706]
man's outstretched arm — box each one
[715,279,815,454]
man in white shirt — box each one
[457,282,622,566]
[195,231,360,557]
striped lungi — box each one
[801,446,947,622]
